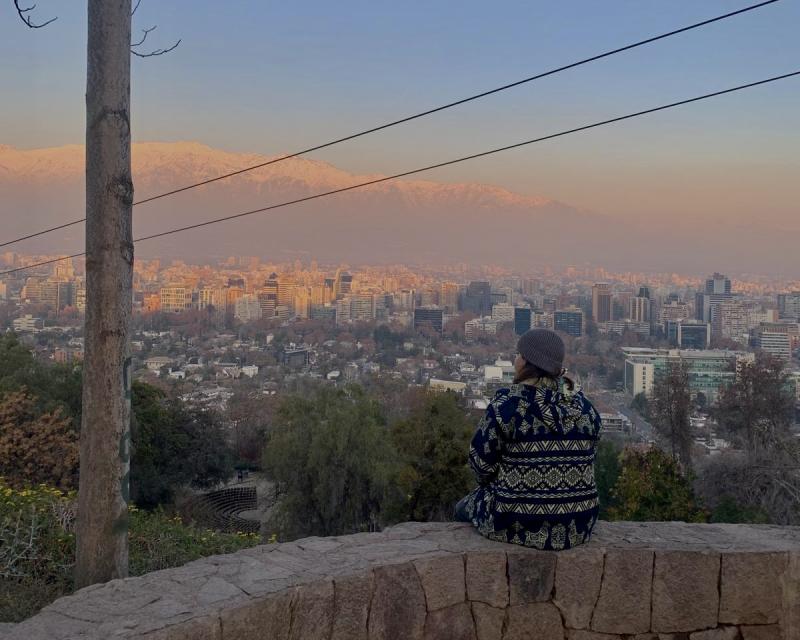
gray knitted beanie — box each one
[516,328,565,377]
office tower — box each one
[440,282,460,313]
[677,321,711,349]
[160,285,191,313]
[630,296,651,323]
[491,303,515,323]
[463,281,492,316]
[234,295,262,322]
[777,292,800,320]
[414,307,444,334]
[514,307,533,336]
[591,283,612,323]
[696,272,734,322]
[350,294,377,322]
[554,308,583,337]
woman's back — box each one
[464,378,603,550]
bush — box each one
[0,480,260,623]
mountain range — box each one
[0,142,796,275]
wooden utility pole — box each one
[75,0,133,588]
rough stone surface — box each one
[688,627,741,640]
[288,580,333,640]
[368,563,426,640]
[652,551,720,633]
[423,603,476,640]
[566,631,623,639]
[719,552,787,625]
[415,554,466,611]
[591,549,654,635]
[466,551,508,608]
[471,602,504,640]
[219,592,293,640]
[739,625,783,640]
[553,547,604,629]
[4,521,800,640]
[504,602,564,640]
[331,572,373,640]
[507,550,556,604]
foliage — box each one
[713,354,794,456]
[263,384,399,538]
[0,480,260,623]
[131,381,235,509]
[650,361,693,469]
[594,439,621,519]
[709,495,770,525]
[0,390,78,490]
[389,391,474,522]
[0,334,82,427]
[608,446,707,523]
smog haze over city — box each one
[1,0,799,276]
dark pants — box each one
[454,495,471,523]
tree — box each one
[131,382,234,509]
[594,440,621,519]
[609,447,706,522]
[263,385,398,539]
[650,361,693,469]
[389,390,474,522]
[713,354,794,457]
[0,390,78,489]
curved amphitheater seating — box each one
[182,486,260,534]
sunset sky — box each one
[2,0,799,232]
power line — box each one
[0,0,782,250]
[2,69,797,277]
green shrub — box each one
[0,480,261,623]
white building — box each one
[234,295,262,323]
[12,314,44,333]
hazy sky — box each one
[1,0,799,229]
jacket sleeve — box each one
[468,400,503,485]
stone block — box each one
[652,551,720,633]
[415,554,466,611]
[220,591,293,640]
[143,616,222,640]
[590,549,654,635]
[566,631,623,639]
[719,552,787,625]
[289,580,334,640]
[553,547,604,629]
[368,563,427,640]
[471,602,505,640]
[783,551,800,640]
[331,572,373,640]
[503,602,564,640]
[688,627,740,640]
[423,603,477,640]
[466,551,508,608]
[507,550,556,605]
[740,626,783,640]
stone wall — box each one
[5,521,800,640]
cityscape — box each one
[2,0,800,636]
[3,252,799,441]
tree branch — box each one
[131,38,181,58]
[13,0,56,28]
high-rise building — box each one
[491,303,515,323]
[350,294,376,322]
[677,321,711,349]
[554,309,583,337]
[414,307,444,334]
[630,296,651,324]
[440,282,460,313]
[753,331,792,360]
[513,307,533,336]
[160,285,191,313]
[591,283,612,323]
[234,295,262,322]
[777,292,800,320]
[463,281,492,316]
[696,272,734,323]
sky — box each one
[1,0,799,231]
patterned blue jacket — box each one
[463,378,603,550]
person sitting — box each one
[455,328,603,550]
